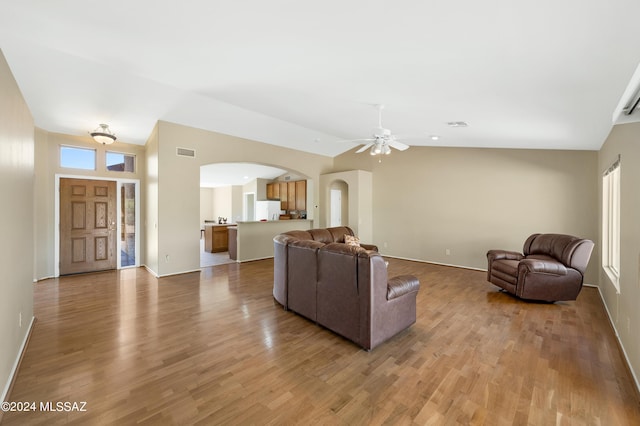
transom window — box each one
[60,146,96,170]
[106,151,135,173]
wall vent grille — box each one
[176,147,196,158]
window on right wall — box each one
[106,151,135,173]
[602,156,621,293]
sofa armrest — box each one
[487,249,523,262]
[519,258,567,276]
[387,275,420,300]
[361,243,378,252]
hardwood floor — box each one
[3,259,639,425]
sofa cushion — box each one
[327,226,354,242]
[309,228,334,243]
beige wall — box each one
[0,50,35,400]
[33,130,146,279]
[199,187,214,225]
[213,186,233,220]
[598,122,640,387]
[144,124,159,275]
[334,146,599,282]
[149,121,333,276]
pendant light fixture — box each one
[90,123,116,144]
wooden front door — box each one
[60,178,117,275]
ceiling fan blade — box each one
[388,140,410,151]
[355,142,375,153]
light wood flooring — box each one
[3,259,640,425]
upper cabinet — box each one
[295,180,306,211]
[279,182,288,210]
[287,181,296,211]
[266,180,307,212]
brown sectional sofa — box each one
[273,226,420,350]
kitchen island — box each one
[234,219,313,262]
[204,223,233,253]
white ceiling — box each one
[1,1,640,157]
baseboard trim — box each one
[590,285,640,398]
[142,264,159,278]
[1,316,36,411]
[237,256,273,263]
[157,268,201,278]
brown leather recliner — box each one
[487,233,594,302]
[273,226,420,350]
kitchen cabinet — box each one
[267,179,307,212]
[287,181,296,211]
[267,182,281,200]
[295,180,306,211]
[279,182,288,210]
[205,224,229,253]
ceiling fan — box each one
[345,104,410,156]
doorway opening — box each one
[244,192,256,221]
[330,180,349,228]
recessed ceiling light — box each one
[430,135,440,141]
[447,121,468,127]
[243,176,249,179]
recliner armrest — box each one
[387,275,420,300]
[519,258,567,275]
[361,243,378,252]
[487,249,523,262]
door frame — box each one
[55,174,141,277]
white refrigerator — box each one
[255,200,283,221]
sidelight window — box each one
[602,156,620,292]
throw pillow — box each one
[344,235,360,247]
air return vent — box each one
[176,147,196,158]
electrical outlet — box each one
[383,242,388,248]
[445,249,451,256]
[165,254,170,262]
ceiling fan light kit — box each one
[348,104,410,156]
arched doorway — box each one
[198,162,314,267]
[330,180,349,227]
